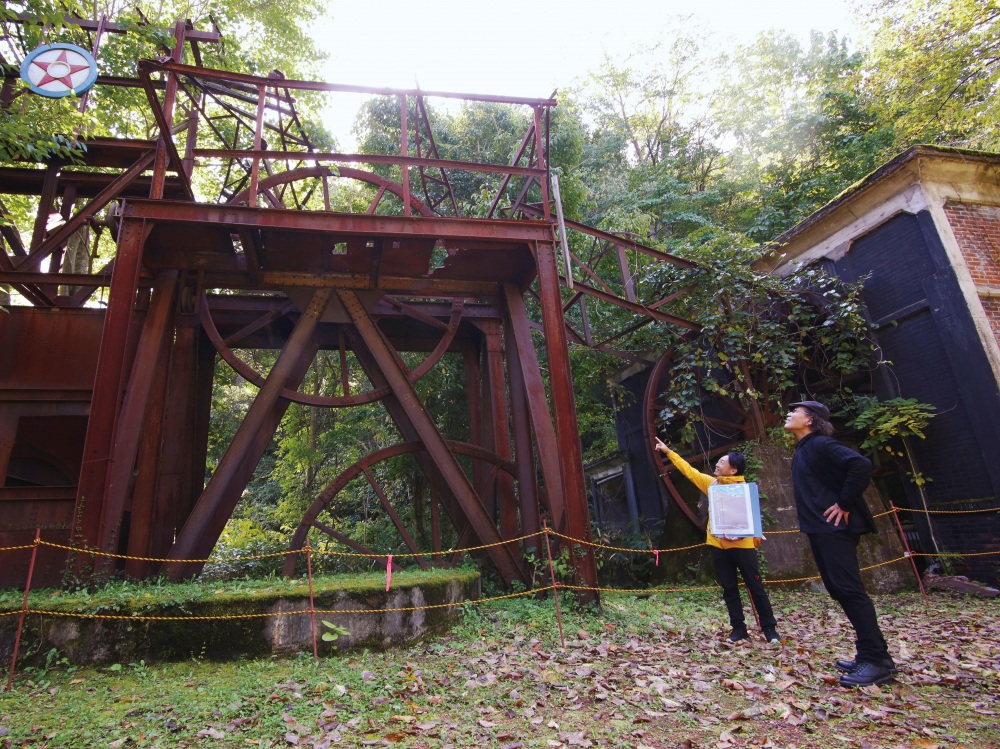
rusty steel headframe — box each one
[0,15,701,597]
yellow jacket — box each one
[663,449,759,550]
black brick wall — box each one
[835,211,1000,583]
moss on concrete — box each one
[0,568,480,665]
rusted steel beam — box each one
[247,83,267,208]
[0,216,27,257]
[0,409,15,485]
[163,289,331,578]
[73,219,150,560]
[122,198,553,242]
[142,318,199,567]
[144,59,557,107]
[533,108,550,222]
[462,345,487,513]
[0,166,183,198]
[236,228,264,286]
[414,96,459,216]
[136,67,193,200]
[310,520,383,560]
[222,302,296,348]
[566,247,621,297]
[0,487,77,501]
[65,260,118,307]
[124,295,177,578]
[337,289,528,586]
[14,151,156,274]
[345,330,468,543]
[184,322,218,543]
[532,240,598,593]
[480,320,518,540]
[518,204,698,269]
[8,13,221,42]
[502,284,566,523]
[486,123,536,219]
[503,314,541,556]
[192,148,546,179]
[594,316,655,349]
[195,271,502,297]
[563,278,701,331]
[399,95,411,216]
[96,271,179,569]
[615,242,637,302]
[28,162,61,258]
[0,248,53,307]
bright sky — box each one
[314,0,862,146]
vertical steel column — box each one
[73,218,148,562]
[150,23,186,200]
[96,271,179,568]
[399,95,411,216]
[502,284,565,524]
[26,161,60,276]
[503,313,541,558]
[533,107,550,221]
[124,284,180,577]
[147,318,198,563]
[248,84,267,208]
[532,240,598,594]
[0,407,16,482]
[479,319,517,539]
[462,344,489,514]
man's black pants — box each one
[807,532,891,664]
[710,546,777,631]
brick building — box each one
[758,145,1000,584]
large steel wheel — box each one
[283,440,518,575]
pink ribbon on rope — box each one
[653,550,659,566]
[385,554,393,591]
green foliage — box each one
[844,396,936,485]
[863,0,1000,149]
[590,528,658,588]
[715,30,896,242]
[320,620,349,642]
[647,229,875,444]
[844,395,936,452]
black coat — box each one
[791,433,876,535]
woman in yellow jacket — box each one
[655,438,780,644]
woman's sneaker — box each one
[763,628,781,643]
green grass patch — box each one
[0,566,478,616]
[2,588,997,748]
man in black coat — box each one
[785,400,896,687]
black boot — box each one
[835,658,897,675]
[839,661,895,687]
[726,627,748,643]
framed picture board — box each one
[708,482,762,538]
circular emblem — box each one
[20,43,98,98]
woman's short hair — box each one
[727,452,747,476]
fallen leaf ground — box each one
[1,588,997,748]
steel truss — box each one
[0,16,703,597]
